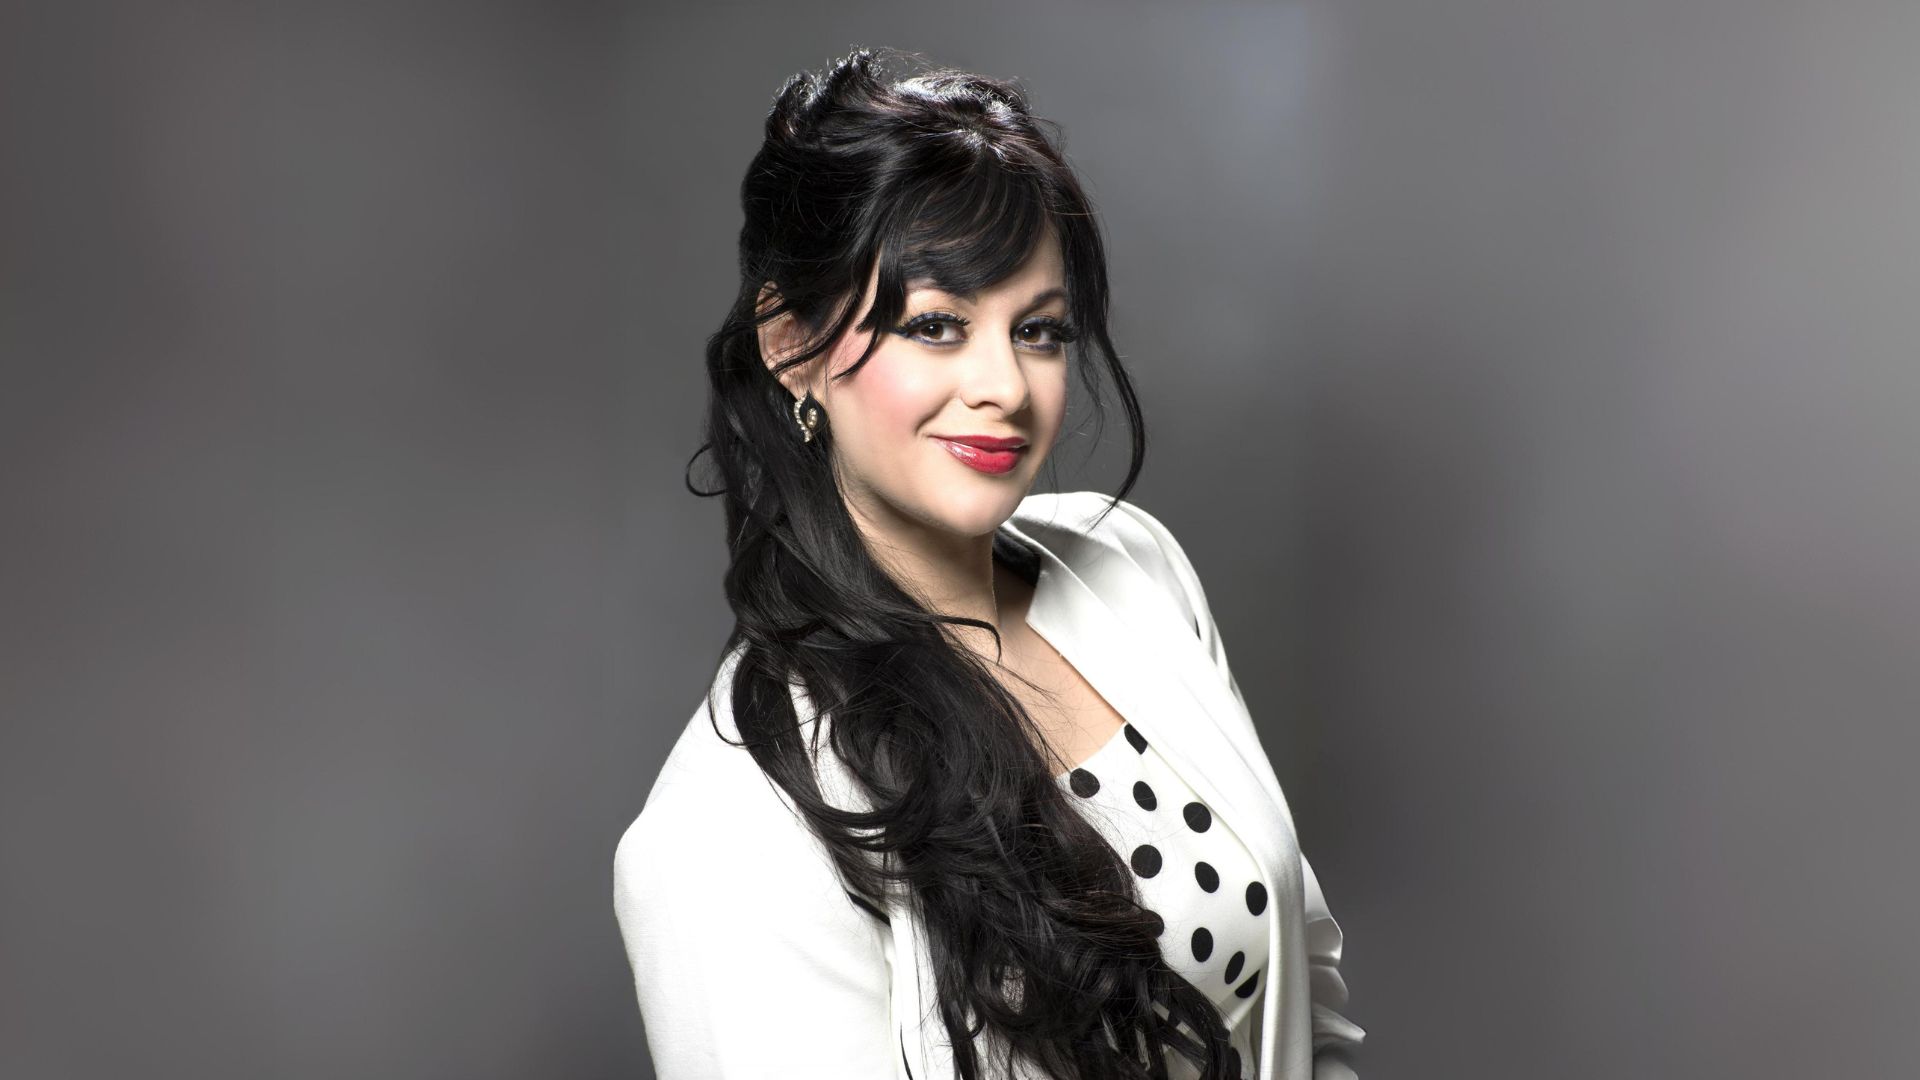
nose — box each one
[956,329,1031,413]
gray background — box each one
[4,2,1915,1077]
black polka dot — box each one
[1245,880,1268,916]
[1145,909,1164,937]
[1130,844,1162,878]
[1123,723,1148,752]
[1068,768,1100,798]
[1194,861,1219,892]
[1234,967,1261,999]
[1132,780,1156,810]
[1223,950,1245,983]
[1183,801,1212,832]
[1190,926,1213,962]
[1225,1046,1242,1077]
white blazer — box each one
[613,490,1366,1079]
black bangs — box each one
[836,136,1068,375]
[891,145,1059,303]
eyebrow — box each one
[906,282,1069,311]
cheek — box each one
[839,354,945,439]
[1028,365,1070,445]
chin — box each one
[915,484,1031,539]
[976,485,1041,530]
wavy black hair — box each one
[684,47,1238,1080]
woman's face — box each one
[766,227,1072,546]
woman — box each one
[613,48,1365,1080]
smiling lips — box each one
[932,434,1028,475]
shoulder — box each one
[613,660,816,904]
[612,650,878,925]
[613,698,763,884]
[610,669,894,1021]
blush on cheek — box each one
[851,353,949,442]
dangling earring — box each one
[792,392,823,443]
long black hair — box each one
[685,48,1238,1079]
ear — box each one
[756,281,821,400]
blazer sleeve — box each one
[612,735,898,1078]
[1106,497,1368,1078]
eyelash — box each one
[892,312,1081,354]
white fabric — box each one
[1055,721,1269,1079]
[613,491,1366,1078]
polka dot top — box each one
[1056,720,1269,1080]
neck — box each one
[845,494,1016,654]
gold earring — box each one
[792,393,822,443]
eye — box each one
[1017,315,1081,354]
[892,311,1082,354]
[894,311,969,346]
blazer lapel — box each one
[1000,513,1300,888]
[1003,508,1309,1080]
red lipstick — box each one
[931,434,1028,475]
